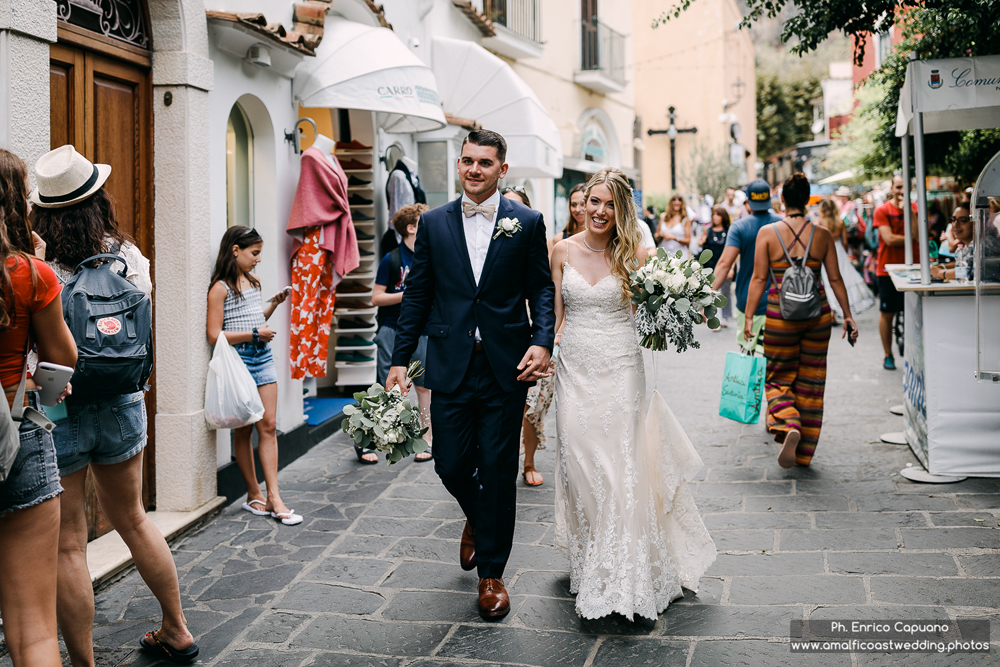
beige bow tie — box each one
[463,201,496,219]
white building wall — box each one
[206,35,306,464]
[0,0,57,174]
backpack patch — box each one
[96,317,122,335]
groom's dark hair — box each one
[462,129,507,164]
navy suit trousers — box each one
[430,349,528,579]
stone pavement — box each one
[4,306,1000,667]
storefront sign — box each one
[903,292,929,468]
[913,57,1000,113]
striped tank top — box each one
[221,282,266,332]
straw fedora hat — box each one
[30,145,111,208]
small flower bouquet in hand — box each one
[631,248,728,353]
[341,362,429,465]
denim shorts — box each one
[53,391,147,477]
[234,343,278,386]
[0,392,63,517]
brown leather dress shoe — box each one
[478,578,510,618]
[460,521,476,571]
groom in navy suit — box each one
[386,130,555,618]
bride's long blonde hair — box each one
[584,167,642,305]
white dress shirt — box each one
[461,189,501,341]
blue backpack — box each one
[62,250,153,398]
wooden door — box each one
[49,41,155,541]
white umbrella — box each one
[818,169,857,185]
[294,19,446,133]
[432,37,563,178]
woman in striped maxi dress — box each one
[743,173,859,468]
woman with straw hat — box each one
[31,145,198,664]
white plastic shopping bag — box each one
[204,332,265,429]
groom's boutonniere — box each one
[494,217,522,240]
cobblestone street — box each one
[7,307,1000,666]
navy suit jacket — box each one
[391,195,556,394]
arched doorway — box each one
[50,0,155,540]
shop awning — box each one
[293,19,446,133]
[896,55,1000,137]
[432,37,562,179]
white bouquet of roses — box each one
[630,248,727,353]
[341,362,429,465]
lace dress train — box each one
[554,263,716,621]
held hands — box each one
[385,366,410,396]
[517,345,552,382]
[57,382,72,404]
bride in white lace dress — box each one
[551,168,716,621]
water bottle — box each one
[955,248,970,284]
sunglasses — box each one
[951,216,971,223]
[502,186,526,195]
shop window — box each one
[226,103,254,228]
[418,141,449,208]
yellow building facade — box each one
[632,0,756,201]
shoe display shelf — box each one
[333,143,377,388]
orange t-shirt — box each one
[0,256,62,391]
[873,201,919,276]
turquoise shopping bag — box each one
[719,336,766,424]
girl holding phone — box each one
[206,226,297,525]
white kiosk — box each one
[892,55,1000,481]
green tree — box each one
[682,141,742,203]
[756,72,822,159]
[654,1,1000,66]
[659,1,1000,182]
[861,7,1000,181]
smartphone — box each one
[846,322,856,347]
[282,286,293,294]
[34,362,74,406]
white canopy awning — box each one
[896,55,1000,137]
[432,37,562,179]
[294,19,446,133]
[818,169,857,185]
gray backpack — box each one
[62,250,153,398]
[770,222,822,321]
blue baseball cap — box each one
[745,179,771,212]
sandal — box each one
[355,445,378,465]
[139,630,199,664]
[522,465,544,487]
[271,509,304,526]
[415,445,433,463]
[241,498,268,516]
[778,429,801,469]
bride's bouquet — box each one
[341,362,429,464]
[631,248,727,353]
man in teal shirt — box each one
[711,179,782,351]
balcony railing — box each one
[484,0,542,44]
[580,18,626,86]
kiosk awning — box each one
[294,19,446,133]
[432,37,562,179]
[896,55,1000,137]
